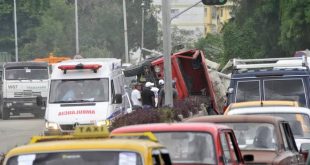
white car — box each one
[226,104,310,149]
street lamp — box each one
[123,0,129,63]
[13,0,18,62]
[74,0,79,55]
[140,1,145,62]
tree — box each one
[194,33,224,63]
[0,0,49,61]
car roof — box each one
[111,123,230,134]
[231,68,309,79]
[186,115,285,125]
[226,106,310,116]
[5,138,162,159]
[228,101,299,110]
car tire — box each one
[2,107,9,120]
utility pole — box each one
[162,0,173,107]
[74,0,79,55]
[139,1,145,62]
[123,0,129,63]
[13,0,18,62]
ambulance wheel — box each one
[2,108,9,120]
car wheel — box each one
[2,107,9,120]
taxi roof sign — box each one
[110,132,158,142]
[73,125,109,138]
[29,126,109,144]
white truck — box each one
[43,58,132,135]
[1,62,49,119]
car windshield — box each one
[264,79,307,107]
[5,69,48,80]
[247,113,310,139]
[154,132,216,164]
[221,123,277,151]
[7,151,143,165]
[49,79,109,103]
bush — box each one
[110,97,208,130]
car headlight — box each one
[45,122,59,130]
[96,120,111,126]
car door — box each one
[220,130,244,165]
[278,122,302,165]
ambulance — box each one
[43,58,132,135]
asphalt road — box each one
[0,115,44,153]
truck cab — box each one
[1,62,49,119]
[45,58,132,135]
[226,57,310,110]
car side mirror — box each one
[243,154,254,162]
[113,94,122,104]
[36,95,44,106]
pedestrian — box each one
[150,83,159,107]
[158,79,164,91]
[158,80,178,107]
[131,83,142,110]
[141,82,155,110]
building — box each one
[153,0,205,36]
[204,0,234,34]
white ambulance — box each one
[43,58,132,135]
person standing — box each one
[158,80,178,107]
[141,82,155,110]
[131,83,142,109]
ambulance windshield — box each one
[49,78,109,103]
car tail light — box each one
[58,64,102,74]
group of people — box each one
[130,79,178,110]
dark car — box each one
[186,115,305,164]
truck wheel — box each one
[2,108,9,120]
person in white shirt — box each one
[131,83,142,109]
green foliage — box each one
[221,0,310,64]
[194,33,224,63]
[0,0,159,61]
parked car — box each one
[186,115,305,164]
[224,101,310,150]
[111,123,246,165]
[3,125,172,165]
[226,57,310,110]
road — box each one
[0,116,44,153]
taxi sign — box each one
[29,126,109,144]
[110,132,158,142]
[73,125,109,138]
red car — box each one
[111,123,246,165]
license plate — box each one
[24,103,33,106]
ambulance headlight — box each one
[45,122,59,130]
[96,120,111,126]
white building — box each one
[153,0,205,36]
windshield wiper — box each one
[52,99,95,103]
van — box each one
[44,58,132,135]
[226,57,310,110]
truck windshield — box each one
[5,69,48,80]
[49,79,109,103]
[154,132,215,164]
[7,151,143,165]
[264,79,307,107]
